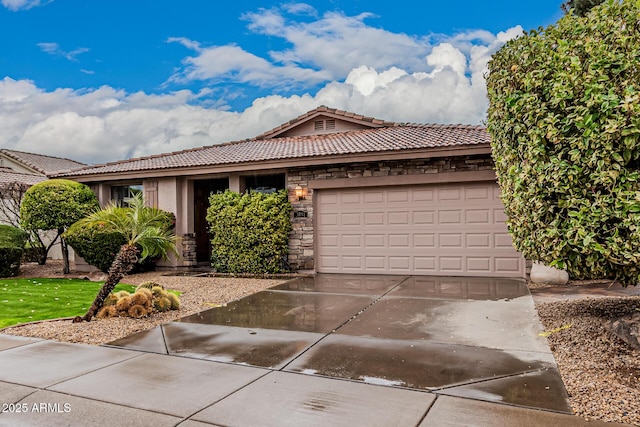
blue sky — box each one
[0,0,564,164]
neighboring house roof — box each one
[55,106,491,179]
[0,149,86,175]
[0,167,47,187]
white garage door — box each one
[316,182,525,277]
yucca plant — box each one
[73,194,178,322]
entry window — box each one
[111,184,143,206]
[242,173,285,194]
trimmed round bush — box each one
[64,220,127,273]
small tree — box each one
[73,194,177,323]
[486,0,640,286]
[20,179,99,273]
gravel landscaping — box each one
[535,295,640,426]
[2,262,639,425]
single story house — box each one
[56,106,526,278]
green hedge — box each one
[486,1,640,285]
[0,224,28,277]
[207,190,292,274]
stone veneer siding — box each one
[286,154,496,271]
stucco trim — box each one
[308,169,498,190]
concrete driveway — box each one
[0,275,627,426]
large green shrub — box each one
[207,190,292,274]
[486,0,640,285]
[0,224,28,277]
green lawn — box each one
[0,278,137,328]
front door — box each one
[194,178,228,263]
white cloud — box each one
[168,41,331,88]
[170,7,427,88]
[37,42,90,62]
[0,8,522,165]
[1,0,50,11]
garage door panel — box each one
[465,186,490,200]
[414,233,436,247]
[413,211,435,224]
[466,209,491,224]
[438,210,462,224]
[316,183,524,277]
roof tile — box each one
[57,123,490,178]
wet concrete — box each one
[0,340,139,388]
[104,274,574,417]
[435,368,572,413]
[335,295,549,352]
[389,276,530,300]
[176,290,376,333]
[48,353,268,418]
[192,370,434,427]
[165,322,322,369]
[271,274,407,295]
[283,334,556,392]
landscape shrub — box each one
[65,208,175,273]
[64,220,127,272]
[486,1,640,285]
[206,190,292,274]
[0,224,28,277]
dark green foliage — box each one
[562,0,606,16]
[0,224,28,277]
[486,1,640,286]
[207,190,292,274]
[64,220,127,273]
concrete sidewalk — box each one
[0,275,630,426]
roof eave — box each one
[61,144,492,183]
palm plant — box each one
[73,194,178,323]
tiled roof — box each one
[0,149,85,175]
[57,123,490,178]
[0,167,47,187]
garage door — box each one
[316,182,525,277]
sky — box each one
[0,0,564,165]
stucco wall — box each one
[286,155,496,271]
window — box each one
[242,173,285,194]
[111,184,143,206]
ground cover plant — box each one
[0,278,136,328]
